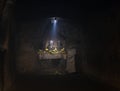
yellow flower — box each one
[45,48,48,51]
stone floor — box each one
[13,73,119,91]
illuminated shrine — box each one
[37,17,76,74]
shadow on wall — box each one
[78,13,120,89]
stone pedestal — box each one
[66,49,76,73]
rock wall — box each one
[78,12,120,89]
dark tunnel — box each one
[0,0,120,91]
